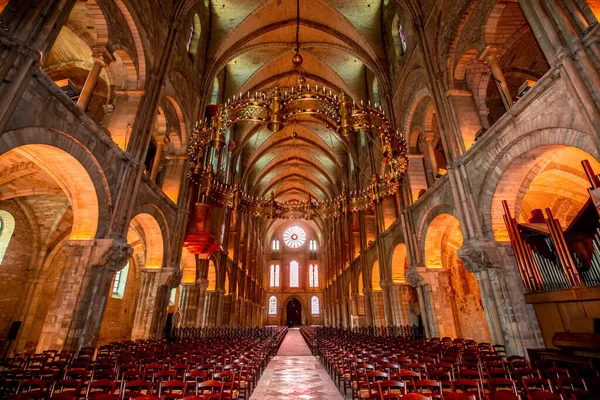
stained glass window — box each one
[186,24,195,52]
[399,24,407,54]
[268,296,277,315]
[309,264,319,287]
[309,239,317,251]
[311,296,320,315]
[270,264,280,287]
[283,226,306,248]
[272,239,280,250]
[290,260,299,287]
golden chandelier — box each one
[187,73,408,220]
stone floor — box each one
[250,328,344,400]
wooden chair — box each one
[488,378,518,394]
[86,379,117,399]
[377,380,406,399]
[121,379,151,399]
[196,380,223,400]
[414,380,443,400]
[450,379,483,400]
[158,380,187,400]
[442,394,476,400]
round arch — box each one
[390,243,407,283]
[478,129,600,240]
[130,212,165,269]
[0,130,109,239]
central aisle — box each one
[250,328,344,400]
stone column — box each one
[351,294,358,316]
[229,295,240,327]
[215,288,225,325]
[381,282,394,327]
[0,0,77,133]
[341,297,349,327]
[424,132,439,178]
[37,238,131,351]
[179,282,199,326]
[239,298,247,327]
[150,135,170,182]
[363,288,373,326]
[484,52,514,111]
[77,54,107,111]
[195,279,208,327]
[132,267,180,340]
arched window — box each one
[272,238,280,251]
[111,261,130,299]
[169,287,177,306]
[309,239,318,251]
[186,14,201,57]
[372,78,381,107]
[0,210,15,265]
[309,264,319,288]
[399,23,408,53]
[268,296,278,315]
[392,15,408,57]
[289,260,299,287]
[311,296,320,315]
[270,264,280,287]
[211,78,219,104]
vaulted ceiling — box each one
[206,0,387,231]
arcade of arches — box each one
[1,0,600,370]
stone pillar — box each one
[229,295,240,327]
[0,0,77,133]
[424,132,439,178]
[195,279,208,327]
[381,282,394,327]
[132,267,180,340]
[341,297,349,327]
[351,294,358,316]
[150,135,170,182]
[484,52,514,111]
[239,298,247,327]
[179,282,199,326]
[363,288,373,326]
[77,55,107,111]
[37,239,131,351]
[215,288,225,325]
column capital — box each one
[457,239,499,273]
[480,45,502,65]
[406,269,424,287]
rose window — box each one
[283,226,306,248]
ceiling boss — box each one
[187,1,408,220]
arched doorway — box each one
[286,298,302,327]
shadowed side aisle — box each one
[250,328,343,399]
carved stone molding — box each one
[457,239,498,273]
[164,269,183,288]
[406,269,424,287]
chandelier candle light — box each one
[187,1,408,220]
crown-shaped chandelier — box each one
[187,1,408,220]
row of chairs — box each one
[300,326,600,400]
[0,326,288,399]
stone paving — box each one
[250,328,344,400]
